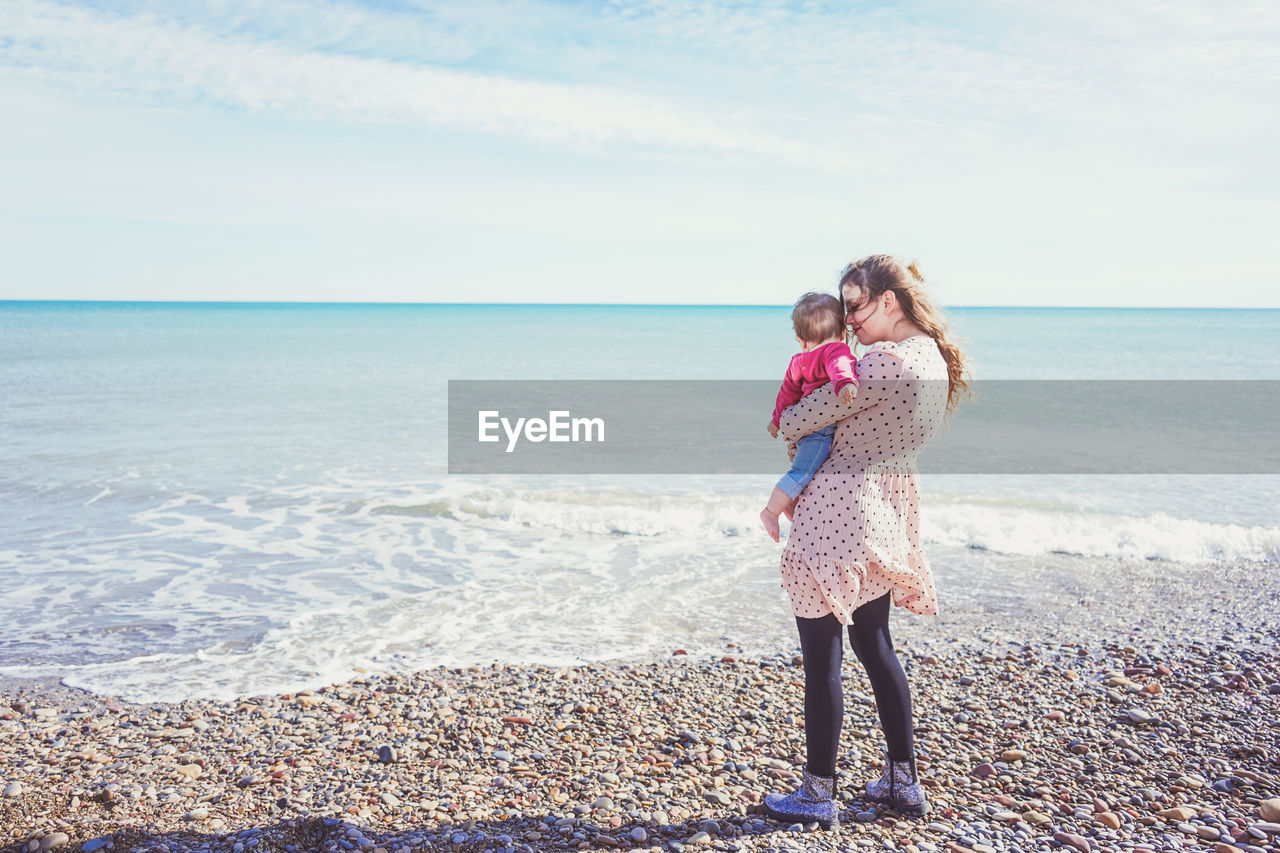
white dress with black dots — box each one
[776,334,948,622]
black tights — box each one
[796,592,915,778]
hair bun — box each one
[906,261,924,282]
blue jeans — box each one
[775,424,835,500]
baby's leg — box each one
[760,486,795,542]
[764,426,834,541]
[782,496,798,521]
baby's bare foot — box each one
[760,509,780,542]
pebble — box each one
[1052,831,1091,852]
[1125,707,1158,724]
[1160,806,1198,821]
[0,615,1277,853]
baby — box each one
[761,292,859,542]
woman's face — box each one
[842,283,888,345]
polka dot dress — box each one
[776,335,948,623]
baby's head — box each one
[791,291,844,349]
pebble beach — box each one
[3,558,1279,853]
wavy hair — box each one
[839,254,972,417]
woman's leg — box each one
[847,592,915,761]
[795,612,844,778]
[762,616,842,826]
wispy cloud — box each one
[4,0,1277,170]
[0,0,826,164]
[584,0,1280,141]
[2,0,1276,304]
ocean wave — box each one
[444,488,759,538]
[3,476,1276,702]
[925,503,1279,564]
[434,485,1279,564]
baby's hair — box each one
[792,291,844,344]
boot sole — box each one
[862,793,931,817]
[761,802,840,830]
[884,799,931,818]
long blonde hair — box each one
[839,254,972,417]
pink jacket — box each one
[770,341,859,427]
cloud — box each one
[5,0,1277,174]
[0,0,838,166]
[2,0,1277,307]
[592,0,1279,130]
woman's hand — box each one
[787,439,797,463]
[778,351,906,441]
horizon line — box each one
[3,299,1280,310]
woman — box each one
[762,254,970,828]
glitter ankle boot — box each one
[863,747,931,817]
[762,765,839,829]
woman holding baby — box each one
[761,254,970,828]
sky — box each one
[1,0,1277,306]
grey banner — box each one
[447,380,1280,474]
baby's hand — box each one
[838,384,858,405]
[767,421,780,438]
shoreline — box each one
[3,633,1279,852]
[3,557,1279,852]
[6,552,1277,709]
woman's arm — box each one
[777,350,905,442]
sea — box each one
[2,302,1278,703]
